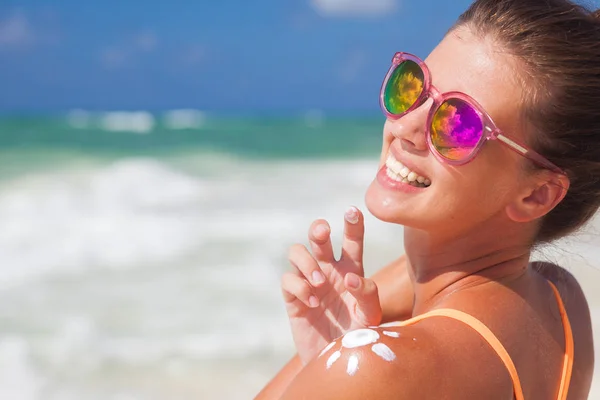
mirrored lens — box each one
[431,98,484,161]
[383,60,424,115]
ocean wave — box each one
[162,109,206,130]
[0,158,211,288]
[0,154,396,287]
[66,109,208,133]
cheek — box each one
[382,121,395,145]
[379,121,395,165]
[437,158,516,217]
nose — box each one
[387,99,431,152]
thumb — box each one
[344,273,382,326]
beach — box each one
[0,114,598,399]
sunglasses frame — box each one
[380,52,564,174]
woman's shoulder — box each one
[530,261,587,299]
[530,261,592,354]
[279,321,514,400]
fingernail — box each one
[345,206,359,224]
[315,224,329,236]
[312,271,325,285]
[346,274,360,289]
[309,296,320,308]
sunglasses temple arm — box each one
[495,134,565,174]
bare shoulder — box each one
[530,261,591,317]
[280,325,436,400]
[279,323,505,400]
[531,261,595,398]
[531,261,585,301]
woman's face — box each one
[365,27,531,236]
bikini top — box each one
[390,280,574,400]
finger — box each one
[288,244,326,287]
[308,219,335,263]
[340,206,365,274]
[344,273,382,326]
[281,272,320,309]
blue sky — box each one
[0,0,595,113]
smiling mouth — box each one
[384,154,431,188]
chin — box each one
[365,181,422,226]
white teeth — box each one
[385,154,431,187]
[386,167,402,182]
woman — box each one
[257,0,598,398]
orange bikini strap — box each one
[396,308,525,400]
[547,281,574,400]
[393,280,574,400]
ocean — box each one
[0,111,598,400]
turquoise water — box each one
[0,115,383,158]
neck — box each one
[404,220,535,313]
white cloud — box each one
[310,0,398,17]
[0,11,35,48]
[98,31,158,70]
[0,9,61,51]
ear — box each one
[506,173,570,223]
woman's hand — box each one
[281,207,382,365]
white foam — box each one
[0,155,405,293]
[100,111,155,133]
[0,159,210,286]
[0,337,42,400]
[163,109,206,130]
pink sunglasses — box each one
[380,52,564,174]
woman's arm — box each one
[254,355,302,400]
